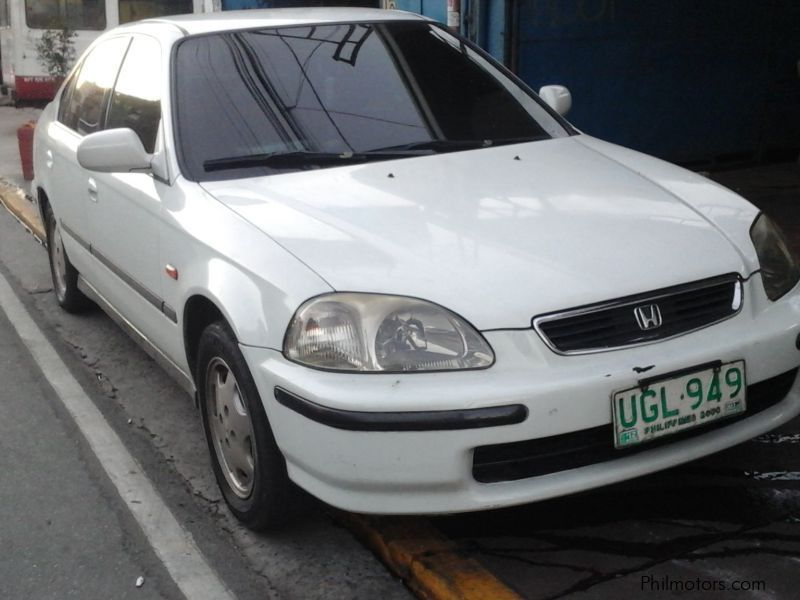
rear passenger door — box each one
[45,36,130,270]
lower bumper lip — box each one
[273,387,528,431]
[473,367,798,483]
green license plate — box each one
[612,360,746,449]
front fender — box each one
[161,180,332,354]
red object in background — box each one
[14,76,60,102]
[17,121,36,181]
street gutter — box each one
[339,512,522,600]
[0,178,44,242]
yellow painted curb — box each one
[338,513,522,600]
[0,178,45,242]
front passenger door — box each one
[86,35,175,349]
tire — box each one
[197,321,298,530]
[45,206,92,313]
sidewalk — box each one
[1,105,41,191]
[0,106,45,240]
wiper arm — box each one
[375,139,490,152]
[373,136,548,154]
[202,137,550,172]
[203,150,419,172]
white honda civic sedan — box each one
[33,8,800,530]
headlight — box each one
[284,293,495,372]
[750,213,800,300]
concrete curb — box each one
[0,178,45,242]
[339,513,522,600]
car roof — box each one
[134,7,427,36]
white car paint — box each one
[31,9,800,515]
[202,135,759,332]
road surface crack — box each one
[533,516,791,599]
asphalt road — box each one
[0,300,180,600]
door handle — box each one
[45,150,54,169]
[88,177,98,202]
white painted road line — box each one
[0,271,237,600]
[753,432,800,444]
[744,471,800,481]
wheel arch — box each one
[183,294,229,381]
[37,187,51,239]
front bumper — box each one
[242,276,800,514]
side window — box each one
[106,37,161,153]
[59,37,130,135]
[57,71,79,124]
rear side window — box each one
[59,37,130,135]
[106,36,162,153]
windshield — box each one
[174,21,571,181]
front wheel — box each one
[197,321,298,530]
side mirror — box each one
[538,85,572,116]
[77,128,152,173]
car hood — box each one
[200,136,752,330]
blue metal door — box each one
[511,0,800,163]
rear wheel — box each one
[197,321,298,530]
[45,207,92,313]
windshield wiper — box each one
[373,136,549,154]
[374,139,489,152]
[203,150,421,172]
[203,136,550,172]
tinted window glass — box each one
[26,0,105,30]
[60,37,129,135]
[0,0,9,27]
[118,0,193,25]
[57,70,79,123]
[174,22,568,181]
[106,37,161,152]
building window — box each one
[118,0,193,24]
[26,0,106,31]
[0,0,9,27]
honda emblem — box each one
[634,304,662,330]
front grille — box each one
[472,368,798,484]
[535,274,742,354]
